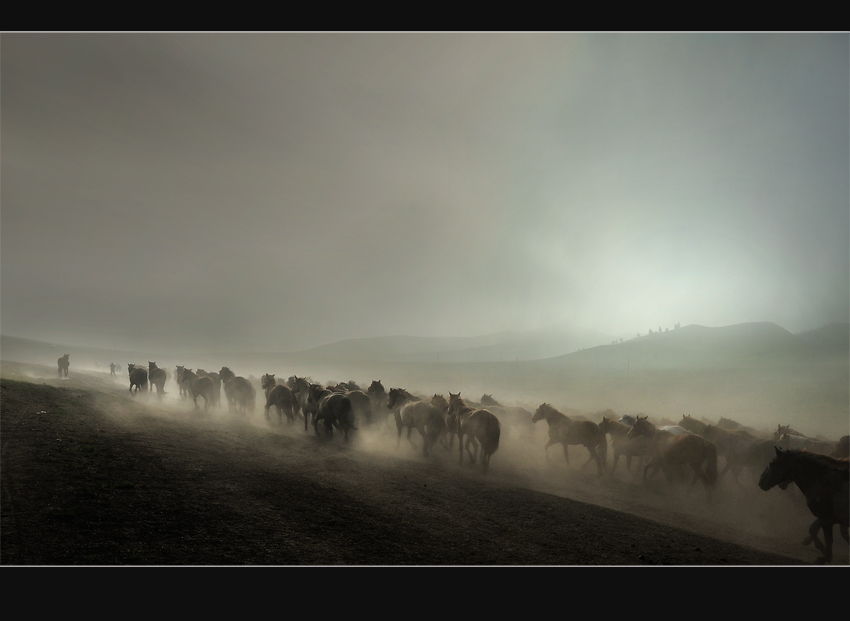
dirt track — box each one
[2,361,844,565]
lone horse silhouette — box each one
[127,364,148,395]
[58,354,69,378]
[759,447,849,564]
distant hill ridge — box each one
[2,321,847,367]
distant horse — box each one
[290,376,316,431]
[778,433,837,456]
[481,394,501,407]
[196,369,222,407]
[179,369,215,411]
[148,362,168,400]
[447,393,500,474]
[58,354,69,378]
[309,384,355,441]
[345,390,374,427]
[678,415,708,435]
[479,395,534,442]
[430,394,453,447]
[367,380,389,426]
[759,447,849,564]
[261,374,297,425]
[386,388,446,457]
[701,425,759,486]
[533,403,607,476]
[620,414,690,436]
[628,416,717,499]
[219,367,255,416]
[774,424,806,441]
[598,416,652,475]
[176,366,190,399]
[127,364,148,395]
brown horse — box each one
[701,424,759,487]
[289,376,317,431]
[179,368,215,411]
[58,354,69,378]
[128,364,148,395]
[628,416,717,499]
[430,394,453,447]
[678,415,708,435]
[367,380,389,427]
[759,447,849,564]
[598,416,652,475]
[532,403,607,476]
[176,366,190,399]
[447,393,501,474]
[386,388,446,457]
[148,362,168,400]
[309,384,355,441]
[196,369,222,407]
[261,374,297,425]
[219,367,255,416]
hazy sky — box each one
[2,33,848,354]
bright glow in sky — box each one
[2,33,847,353]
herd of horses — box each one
[103,360,848,564]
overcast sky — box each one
[2,33,848,354]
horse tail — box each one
[705,440,718,488]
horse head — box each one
[759,446,795,491]
[261,374,276,390]
[628,415,653,439]
[531,403,551,423]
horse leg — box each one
[458,432,464,464]
[395,411,403,448]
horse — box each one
[700,424,759,486]
[58,354,69,378]
[478,395,534,442]
[678,415,708,435]
[619,414,691,435]
[179,369,215,411]
[778,433,838,456]
[309,384,355,441]
[385,388,446,457]
[367,380,389,426]
[345,390,374,427]
[759,447,849,564]
[196,369,222,407]
[176,366,191,399]
[290,376,317,431]
[447,393,500,474]
[598,416,653,475]
[429,394,454,447]
[628,416,717,499]
[481,394,501,407]
[219,367,255,416]
[774,424,806,441]
[261,374,297,425]
[148,362,168,400]
[127,364,148,395]
[532,403,607,476]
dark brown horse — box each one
[179,368,215,411]
[128,364,148,395]
[759,447,849,564]
[386,388,446,457]
[261,374,297,425]
[219,367,255,416]
[701,424,759,487]
[447,393,501,474]
[532,403,607,476]
[309,384,355,441]
[367,380,389,426]
[148,362,168,400]
[58,354,69,378]
[628,416,717,499]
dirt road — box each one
[2,361,840,565]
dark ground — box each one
[2,361,843,566]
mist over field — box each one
[1,34,848,439]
